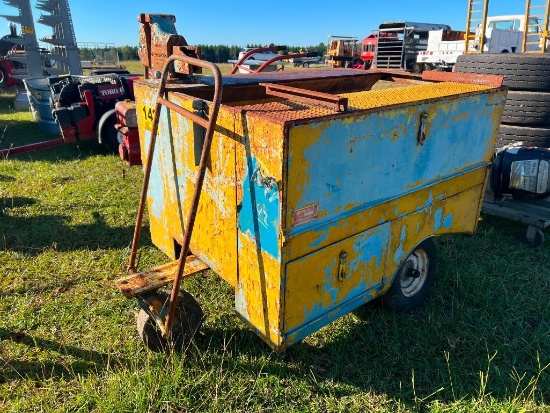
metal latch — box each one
[337,251,348,282]
[417,111,429,146]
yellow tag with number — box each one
[22,26,34,35]
[140,104,155,131]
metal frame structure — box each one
[522,0,550,53]
[465,0,550,54]
[229,46,318,75]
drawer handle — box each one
[417,111,429,146]
[337,251,348,282]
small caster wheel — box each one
[137,290,203,352]
[383,238,436,312]
[522,226,545,248]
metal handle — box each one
[337,251,348,282]
[417,111,429,146]
[126,54,223,338]
[128,55,222,272]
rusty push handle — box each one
[128,54,222,337]
[127,54,222,339]
[128,55,222,273]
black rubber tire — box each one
[97,108,119,152]
[137,290,204,352]
[302,62,310,68]
[501,91,550,127]
[383,238,436,312]
[454,54,550,91]
[497,124,550,148]
[0,66,7,87]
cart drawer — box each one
[284,222,391,340]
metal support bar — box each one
[0,138,65,158]
[230,45,318,75]
[260,82,348,112]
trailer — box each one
[113,13,508,353]
[373,21,451,71]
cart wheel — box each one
[383,238,436,312]
[521,226,545,248]
[137,290,204,352]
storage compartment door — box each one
[283,222,391,345]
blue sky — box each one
[0,1,532,48]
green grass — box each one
[0,84,549,412]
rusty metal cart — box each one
[114,44,507,352]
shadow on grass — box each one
[0,196,36,213]
[0,328,126,383]
[0,174,16,182]
[0,207,137,255]
[190,220,549,407]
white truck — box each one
[415,15,541,71]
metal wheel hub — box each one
[398,249,429,297]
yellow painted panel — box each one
[343,82,493,110]
[134,81,239,286]
[283,182,485,344]
[284,166,488,261]
[284,222,390,332]
[235,230,284,349]
[382,183,486,295]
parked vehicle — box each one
[416,15,541,72]
[289,53,321,67]
[372,21,451,71]
[238,47,280,61]
[360,34,377,69]
[326,35,363,68]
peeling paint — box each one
[132,73,507,353]
[238,157,281,259]
[434,209,453,231]
[393,225,408,265]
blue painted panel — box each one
[288,94,498,236]
[238,156,281,260]
[284,222,390,334]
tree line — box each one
[79,43,328,63]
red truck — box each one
[360,34,377,69]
